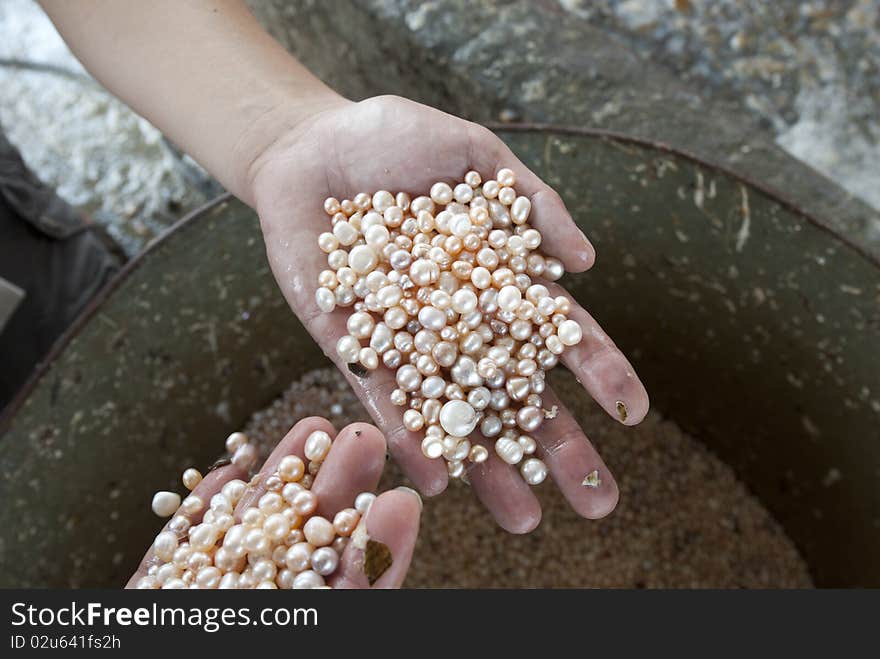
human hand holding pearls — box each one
[129,418,421,589]
[248,95,650,533]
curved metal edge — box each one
[3,122,876,434]
[0,192,235,435]
[487,122,880,269]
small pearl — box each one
[558,319,583,346]
[372,190,395,213]
[303,516,335,547]
[333,508,360,536]
[498,285,522,312]
[359,347,379,369]
[152,491,181,518]
[403,408,425,432]
[225,431,249,453]
[510,195,531,224]
[422,436,444,458]
[516,405,543,432]
[317,232,339,253]
[310,546,340,576]
[278,455,305,482]
[347,311,375,339]
[464,170,482,187]
[231,444,258,470]
[520,457,548,485]
[153,531,178,561]
[495,437,524,465]
[292,570,325,589]
[544,257,564,281]
[469,444,489,463]
[285,542,314,572]
[430,182,454,205]
[336,335,361,363]
[396,364,423,392]
[519,434,537,454]
[496,168,516,187]
[354,492,376,514]
[292,490,318,516]
[304,431,332,462]
[498,186,516,206]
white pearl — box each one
[511,196,531,224]
[410,258,439,286]
[309,547,340,577]
[418,305,446,331]
[497,168,516,187]
[498,285,522,312]
[520,457,548,485]
[153,531,178,561]
[451,288,478,314]
[430,182,454,205]
[439,400,478,437]
[471,266,492,289]
[545,257,564,281]
[359,347,379,369]
[231,444,257,470]
[558,319,583,346]
[332,221,358,246]
[516,405,543,432]
[450,213,472,237]
[364,224,390,249]
[372,190,395,213]
[354,492,376,514]
[421,436,444,459]
[182,468,202,491]
[348,245,378,275]
[403,408,425,431]
[303,516,335,547]
[292,570,325,589]
[420,375,446,399]
[396,364,422,392]
[317,232,339,253]
[336,335,361,363]
[225,431,248,453]
[370,323,393,353]
[495,437,524,465]
[285,542,314,572]
[151,491,181,518]
[346,311,375,339]
[376,284,403,308]
[304,431,332,462]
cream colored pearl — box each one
[558,319,583,346]
[348,245,379,275]
[359,347,379,370]
[292,570,325,589]
[418,305,446,331]
[469,444,489,463]
[333,508,360,536]
[511,196,531,224]
[482,180,499,198]
[336,335,361,363]
[498,186,516,206]
[225,431,248,453]
[317,232,339,253]
[495,437,524,465]
[152,491,181,518]
[372,190,394,213]
[496,168,516,187]
[439,400,478,437]
[354,492,375,514]
[545,257,564,281]
[471,266,492,289]
[153,531,178,561]
[430,182,454,205]
[520,457,548,485]
[346,312,375,339]
[464,170,482,187]
[315,287,335,313]
[332,221,358,246]
[278,455,305,482]
[304,431,332,462]
[292,490,318,516]
[498,285,522,312]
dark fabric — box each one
[0,130,121,413]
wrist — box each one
[232,86,351,208]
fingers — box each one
[535,388,619,519]
[330,489,422,589]
[466,436,542,534]
[126,462,247,588]
[301,310,449,497]
[466,122,595,272]
[546,283,650,426]
[234,416,335,518]
[311,422,387,516]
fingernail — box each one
[395,486,423,511]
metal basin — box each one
[1,128,877,587]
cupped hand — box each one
[248,95,650,533]
[128,418,421,588]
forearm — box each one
[39,0,344,205]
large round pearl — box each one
[418,305,446,331]
[303,516,334,547]
[430,182,453,205]
[439,400,478,438]
[346,311,375,339]
[516,405,543,432]
[557,319,583,346]
[310,546,340,576]
[151,491,181,518]
[520,457,548,485]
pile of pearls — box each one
[138,431,373,589]
[316,169,584,485]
